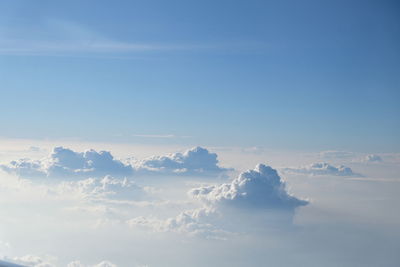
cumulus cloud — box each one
[128,164,308,238]
[134,146,229,175]
[363,154,383,163]
[190,164,308,210]
[0,147,133,179]
[283,162,358,176]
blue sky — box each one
[0,0,399,151]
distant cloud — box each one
[132,134,176,138]
[67,260,117,267]
[319,150,355,159]
[190,164,308,210]
[55,176,146,202]
[240,146,266,155]
[134,146,230,175]
[127,207,229,240]
[283,162,359,176]
[0,147,133,178]
[363,154,383,163]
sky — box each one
[0,0,399,151]
[0,1,400,267]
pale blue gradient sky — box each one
[0,0,399,151]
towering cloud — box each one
[135,146,228,175]
[128,164,308,238]
[190,164,308,210]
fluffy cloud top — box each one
[283,162,357,176]
[0,147,133,178]
[190,164,308,210]
[135,146,228,175]
[128,164,308,238]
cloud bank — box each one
[1,146,228,179]
[283,162,358,176]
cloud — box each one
[363,154,383,163]
[319,150,355,159]
[67,260,117,267]
[10,255,54,267]
[190,164,308,210]
[128,164,308,238]
[54,176,146,202]
[134,146,229,175]
[1,146,229,178]
[127,207,229,240]
[283,162,358,176]
[0,147,133,179]
[0,159,45,178]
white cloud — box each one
[363,154,383,163]
[0,147,133,179]
[134,146,229,175]
[283,162,359,176]
[190,164,308,210]
[128,164,308,238]
[1,146,229,179]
